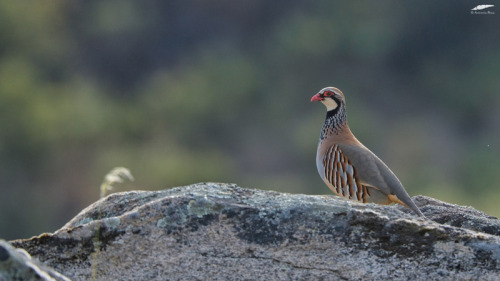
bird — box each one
[311,86,424,217]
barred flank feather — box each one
[322,145,367,202]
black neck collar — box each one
[325,97,342,119]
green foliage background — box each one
[1,1,499,240]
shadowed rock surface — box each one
[0,239,70,281]
[10,183,500,280]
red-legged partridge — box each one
[311,87,424,217]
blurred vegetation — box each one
[1,1,499,240]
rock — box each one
[0,239,70,281]
[10,183,500,280]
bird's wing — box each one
[321,143,424,216]
[336,143,395,195]
[338,143,424,216]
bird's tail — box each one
[388,194,425,217]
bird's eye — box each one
[324,91,332,97]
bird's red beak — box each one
[310,94,324,102]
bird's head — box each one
[310,87,345,112]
